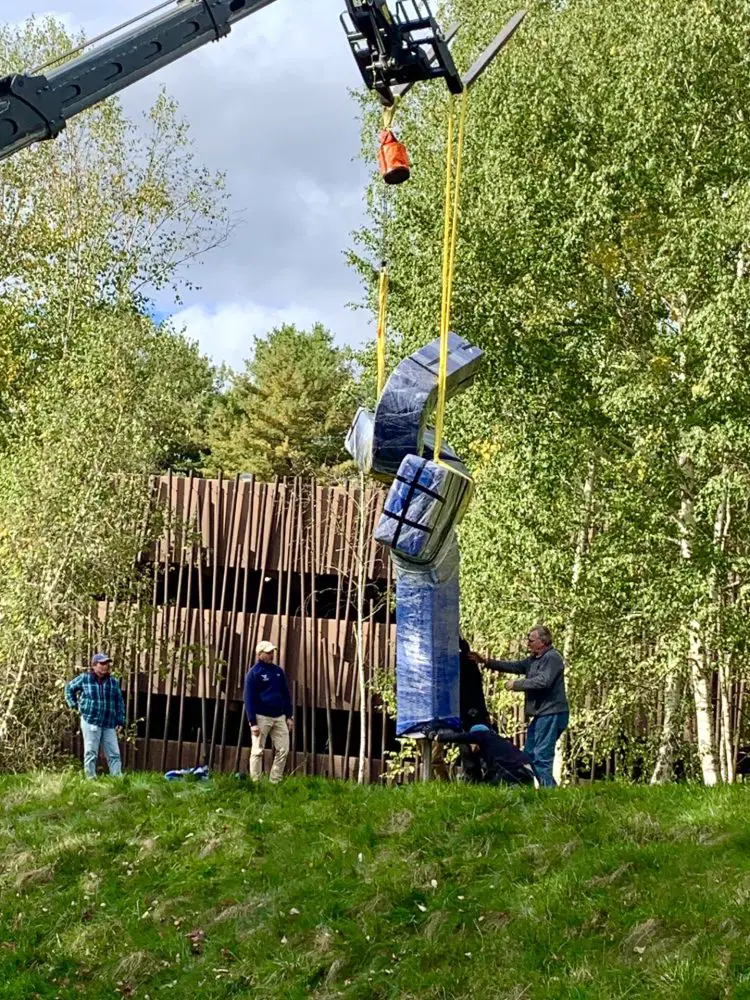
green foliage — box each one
[0,17,229,436]
[0,308,215,769]
[2,774,750,998]
[204,323,360,480]
[352,0,750,780]
[0,18,224,769]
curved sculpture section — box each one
[345,332,483,736]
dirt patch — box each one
[213,902,257,924]
[383,810,413,835]
[199,837,221,859]
[114,950,154,983]
[15,865,54,888]
[314,925,334,953]
[587,863,633,887]
[621,917,661,954]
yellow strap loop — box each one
[433,87,469,463]
[374,100,400,398]
[382,99,399,131]
[376,265,389,396]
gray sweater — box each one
[487,646,568,720]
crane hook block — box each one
[378,129,411,185]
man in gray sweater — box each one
[471,625,568,787]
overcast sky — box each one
[10,0,374,370]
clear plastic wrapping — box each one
[393,537,461,735]
[374,454,473,564]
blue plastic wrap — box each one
[394,537,461,735]
[370,332,483,478]
[344,407,467,484]
[374,454,473,564]
[344,407,375,476]
[343,333,485,743]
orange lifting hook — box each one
[378,128,411,185]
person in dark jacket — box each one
[427,723,537,787]
[459,637,490,729]
[244,639,294,783]
[64,652,125,779]
[471,625,568,787]
[457,637,490,781]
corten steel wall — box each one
[79,474,398,781]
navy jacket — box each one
[244,661,293,725]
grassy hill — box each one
[1,772,749,999]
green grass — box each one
[1,773,750,999]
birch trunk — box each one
[678,453,719,786]
[711,489,733,783]
[650,654,683,784]
[718,651,734,783]
[553,458,595,785]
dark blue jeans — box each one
[524,712,569,787]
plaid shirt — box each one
[65,671,125,729]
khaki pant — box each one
[250,714,290,783]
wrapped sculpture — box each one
[345,332,483,736]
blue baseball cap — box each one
[468,724,490,733]
[91,652,112,664]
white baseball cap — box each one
[256,640,277,656]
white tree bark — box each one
[678,453,719,786]
[711,487,734,783]
[718,651,734,783]
[650,654,683,784]
[553,458,595,784]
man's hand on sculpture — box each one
[468,651,486,664]
[505,680,515,692]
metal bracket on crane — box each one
[342,1,527,107]
[341,0,462,108]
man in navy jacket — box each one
[244,640,294,783]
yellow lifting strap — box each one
[376,265,388,397]
[433,87,469,463]
[375,100,400,398]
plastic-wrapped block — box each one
[393,537,461,735]
[374,454,473,565]
[344,407,463,484]
[344,407,375,475]
[370,332,483,478]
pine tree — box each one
[204,323,359,480]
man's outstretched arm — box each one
[470,651,532,675]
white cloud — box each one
[170,299,367,371]
[10,0,377,367]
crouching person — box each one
[244,640,294,784]
[427,723,537,787]
[64,652,125,779]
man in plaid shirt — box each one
[65,652,125,778]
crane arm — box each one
[0,0,280,162]
[0,0,525,164]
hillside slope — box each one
[1,773,749,999]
